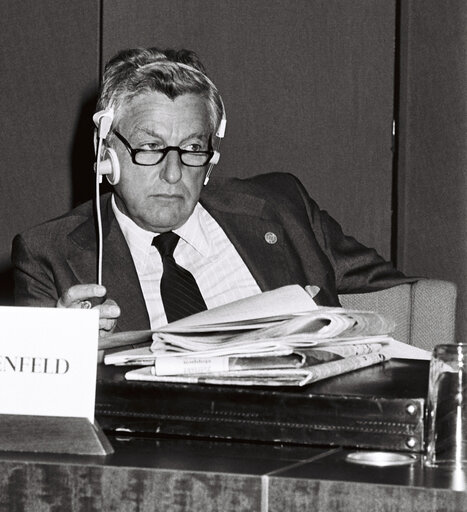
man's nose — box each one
[159,149,182,183]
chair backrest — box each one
[338,279,457,351]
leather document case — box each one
[95,359,428,453]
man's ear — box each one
[97,147,121,185]
[93,108,120,185]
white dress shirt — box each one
[112,195,261,328]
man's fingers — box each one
[99,317,117,332]
[97,299,121,319]
[57,284,106,308]
[95,298,120,336]
[57,289,120,337]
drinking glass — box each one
[425,343,467,468]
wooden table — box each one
[1,433,466,511]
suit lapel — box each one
[201,186,298,292]
[66,195,150,332]
[200,179,336,305]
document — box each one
[150,307,396,354]
[125,351,390,387]
[156,284,319,332]
[143,342,382,376]
[101,284,318,351]
[103,284,431,387]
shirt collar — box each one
[176,203,211,258]
[111,194,211,260]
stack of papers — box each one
[103,285,431,386]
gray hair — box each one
[97,47,223,137]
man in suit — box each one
[12,47,411,337]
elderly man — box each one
[12,47,411,337]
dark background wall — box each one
[0,0,99,299]
[1,0,465,339]
[102,0,396,260]
[397,0,467,341]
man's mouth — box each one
[152,193,183,201]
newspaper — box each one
[102,285,431,386]
[148,342,383,376]
[105,337,430,367]
[150,308,395,354]
[125,351,389,387]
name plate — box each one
[0,306,99,422]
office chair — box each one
[339,279,457,350]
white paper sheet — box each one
[0,306,99,422]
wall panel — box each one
[0,0,99,302]
[398,0,467,339]
[102,0,396,260]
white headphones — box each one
[93,107,121,185]
[93,63,227,187]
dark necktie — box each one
[152,231,207,323]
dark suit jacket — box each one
[12,173,412,332]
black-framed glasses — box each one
[113,131,214,167]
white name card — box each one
[0,306,99,422]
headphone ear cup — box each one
[101,147,121,185]
[209,150,220,166]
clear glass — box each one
[425,343,467,468]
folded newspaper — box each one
[124,344,389,387]
[103,285,431,387]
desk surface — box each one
[1,433,466,512]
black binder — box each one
[95,359,428,452]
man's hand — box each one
[57,284,120,337]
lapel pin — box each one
[265,232,277,244]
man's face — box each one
[111,91,211,232]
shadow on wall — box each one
[2,93,107,307]
[71,91,113,208]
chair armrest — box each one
[339,279,457,350]
[409,279,457,350]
